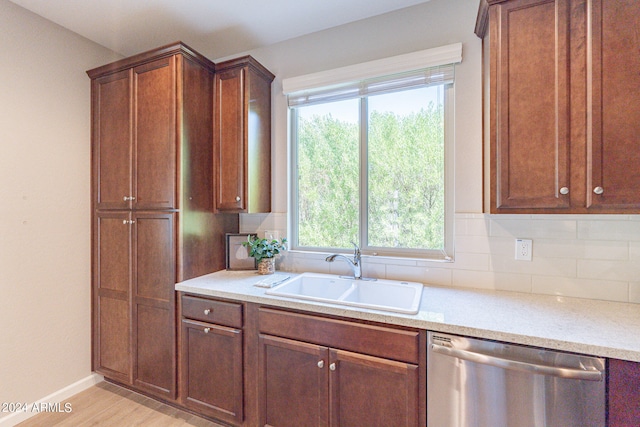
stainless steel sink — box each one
[265,272,423,314]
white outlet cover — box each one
[515,238,532,261]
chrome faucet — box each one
[325,242,364,280]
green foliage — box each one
[297,111,360,248]
[296,95,445,251]
[367,105,445,249]
[242,237,288,262]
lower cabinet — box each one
[94,211,176,399]
[257,307,424,427]
[179,295,244,425]
[172,295,640,427]
[608,358,640,427]
[259,335,419,427]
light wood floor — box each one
[17,381,225,427]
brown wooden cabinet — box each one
[88,43,239,401]
[93,212,132,384]
[257,307,424,427]
[94,210,177,397]
[214,56,274,213]
[477,0,640,213]
[180,295,244,425]
[92,57,177,211]
[608,358,640,427]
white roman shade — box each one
[283,42,462,107]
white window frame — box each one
[285,44,461,260]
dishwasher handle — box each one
[430,343,603,382]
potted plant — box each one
[242,236,287,274]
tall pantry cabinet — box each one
[87,43,238,400]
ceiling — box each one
[10,0,432,59]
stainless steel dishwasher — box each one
[427,332,606,427]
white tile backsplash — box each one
[532,276,629,302]
[629,283,640,303]
[577,259,640,282]
[241,212,640,304]
[577,219,640,241]
[628,241,640,260]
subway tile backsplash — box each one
[240,213,640,304]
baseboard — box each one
[0,373,104,427]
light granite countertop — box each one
[176,270,640,362]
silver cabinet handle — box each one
[593,186,604,195]
[204,309,211,315]
[203,327,210,334]
[430,344,603,381]
[317,360,324,369]
[559,187,569,195]
[235,196,241,202]
[329,363,336,371]
[122,220,135,225]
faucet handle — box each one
[351,241,361,260]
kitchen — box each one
[1,0,639,426]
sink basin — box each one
[265,272,423,314]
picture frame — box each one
[226,233,257,270]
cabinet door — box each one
[181,319,243,424]
[491,0,571,210]
[329,349,419,427]
[131,212,176,399]
[133,57,177,210]
[259,335,329,427]
[587,0,640,210]
[93,70,132,210]
[608,358,640,427]
[93,212,132,383]
[214,67,246,212]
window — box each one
[285,45,459,259]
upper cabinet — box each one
[91,56,178,211]
[477,0,640,213]
[214,56,275,213]
[588,0,640,210]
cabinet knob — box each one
[123,196,136,201]
[329,363,336,371]
[559,187,569,195]
[204,309,211,315]
[593,186,604,195]
[235,196,241,202]
[122,220,135,225]
[317,360,324,369]
[203,327,210,334]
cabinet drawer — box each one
[181,295,242,328]
[258,307,419,364]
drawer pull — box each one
[593,186,604,195]
[317,360,324,369]
[204,309,211,315]
[203,327,210,334]
[329,363,336,371]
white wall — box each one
[0,0,120,417]
[235,0,640,304]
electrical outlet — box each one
[515,238,532,261]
